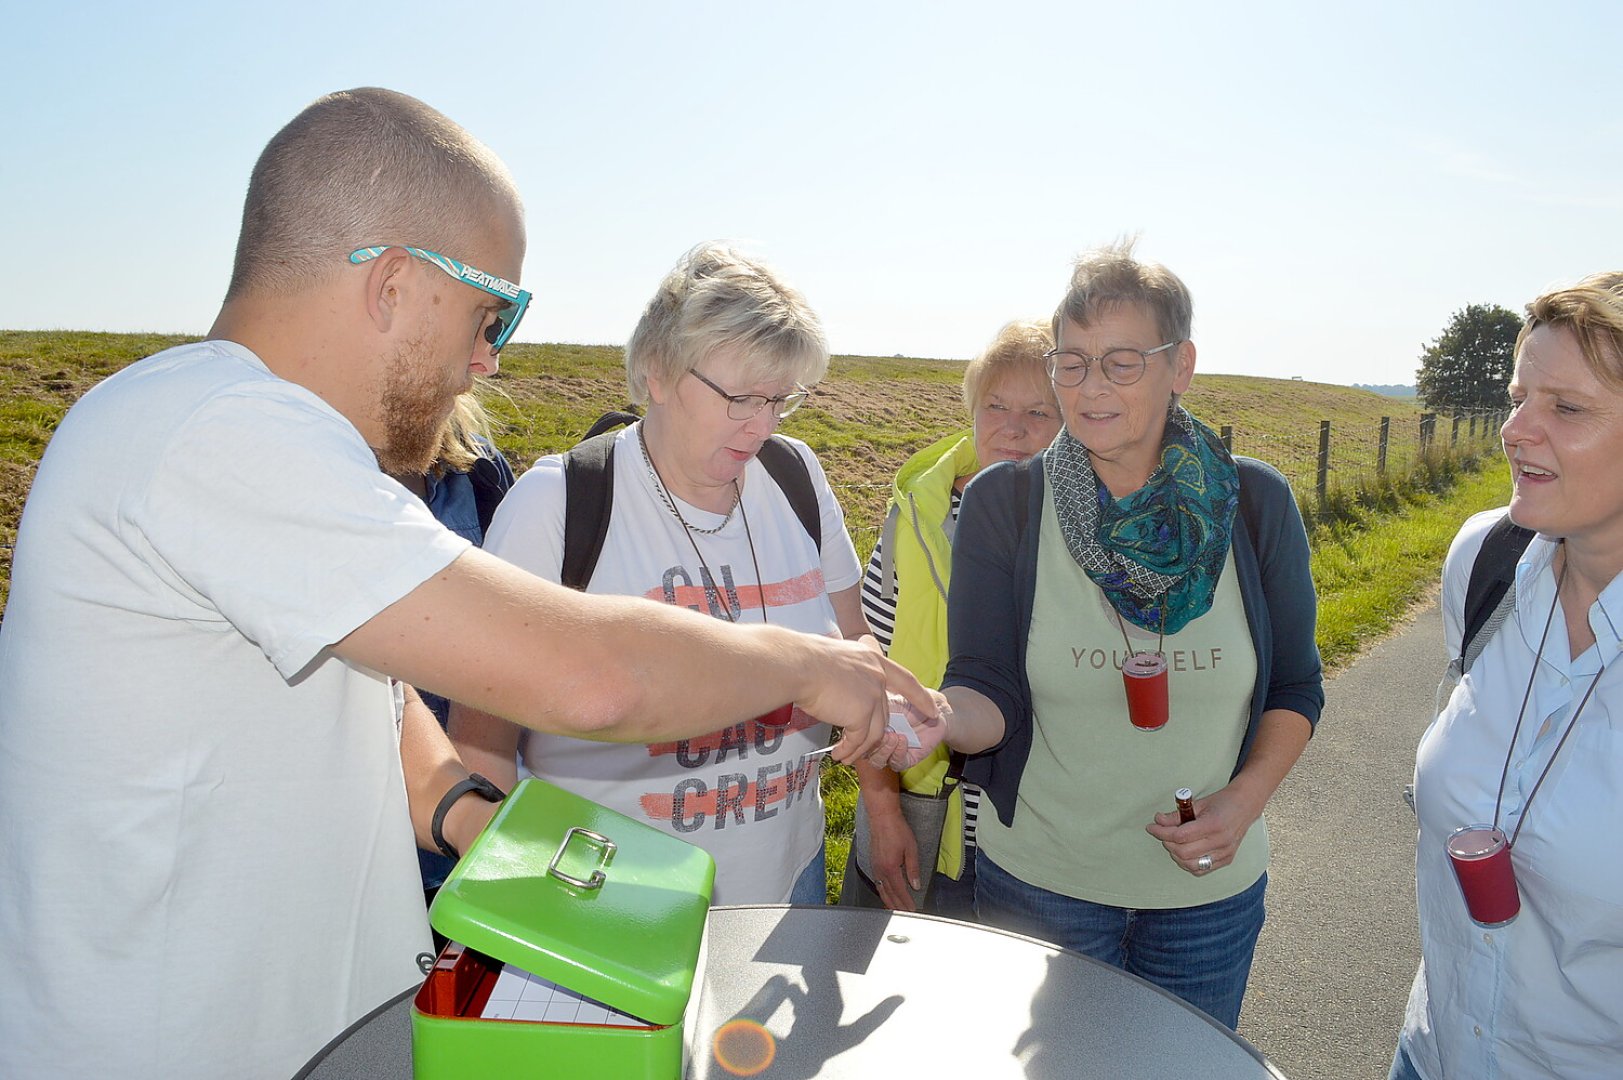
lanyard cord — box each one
[1116,592,1168,657]
[1491,545,1606,846]
[639,424,769,625]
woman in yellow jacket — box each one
[842,321,1062,916]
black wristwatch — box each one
[431,773,505,860]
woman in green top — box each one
[906,240,1324,1028]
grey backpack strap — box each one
[1464,582,1517,676]
[904,492,950,604]
[877,504,901,602]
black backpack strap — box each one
[1459,515,1535,671]
[560,411,642,591]
[1012,456,1034,543]
[564,419,820,591]
[468,446,514,538]
[757,436,821,551]
[584,410,642,440]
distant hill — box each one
[1353,383,1417,398]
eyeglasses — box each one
[348,246,532,353]
[1044,340,1181,388]
[688,369,810,421]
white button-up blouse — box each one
[1401,509,1623,1080]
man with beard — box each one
[0,87,931,1080]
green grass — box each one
[1310,457,1508,669]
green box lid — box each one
[429,778,715,1026]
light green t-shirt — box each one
[977,486,1268,908]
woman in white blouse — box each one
[1394,271,1623,1080]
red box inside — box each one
[415,942,503,1019]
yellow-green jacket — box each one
[872,431,979,878]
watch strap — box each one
[431,773,505,860]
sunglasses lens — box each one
[484,304,520,351]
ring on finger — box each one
[1196,854,1214,873]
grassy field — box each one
[1,331,1491,597]
[1,331,1511,898]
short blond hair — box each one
[624,242,828,405]
[961,320,1056,414]
[1517,272,1623,390]
[226,87,521,299]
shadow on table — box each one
[699,907,903,1077]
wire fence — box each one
[0,408,1507,591]
[830,406,1507,550]
[1217,407,1505,512]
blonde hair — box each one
[961,320,1057,414]
[1517,272,1623,390]
[1053,237,1193,345]
[624,242,828,405]
[226,87,522,299]
[432,392,496,474]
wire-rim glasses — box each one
[688,369,810,420]
[1044,340,1181,388]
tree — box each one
[1414,303,1522,411]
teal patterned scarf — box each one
[1045,407,1240,634]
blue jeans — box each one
[788,844,828,904]
[925,855,979,921]
[974,851,1266,1029]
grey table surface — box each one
[298,904,1288,1079]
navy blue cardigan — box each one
[943,453,1325,828]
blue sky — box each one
[3,1,1619,386]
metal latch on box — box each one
[547,827,617,890]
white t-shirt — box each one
[0,341,470,1079]
[484,425,863,903]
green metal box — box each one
[412,778,715,1078]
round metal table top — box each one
[297,904,1287,1079]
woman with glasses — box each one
[451,242,866,904]
[909,240,1323,1028]
[840,320,1062,919]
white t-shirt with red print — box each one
[483,425,863,903]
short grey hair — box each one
[226,87,522,299]
[1053,238,1193,346]
[624,242,829,406]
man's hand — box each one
[801,641,940,765]
[870,690,949,771]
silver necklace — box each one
[636,423,769,625]
[638,424,740,535]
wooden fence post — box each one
[1420,413,1435,452]
[1451,414,1461,445]
[1220,425,1233,452]
[1317,420,1331,503]
[1378,416,1390,476]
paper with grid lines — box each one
[480,964,650,1026]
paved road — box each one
[1238,600,1446,1080]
